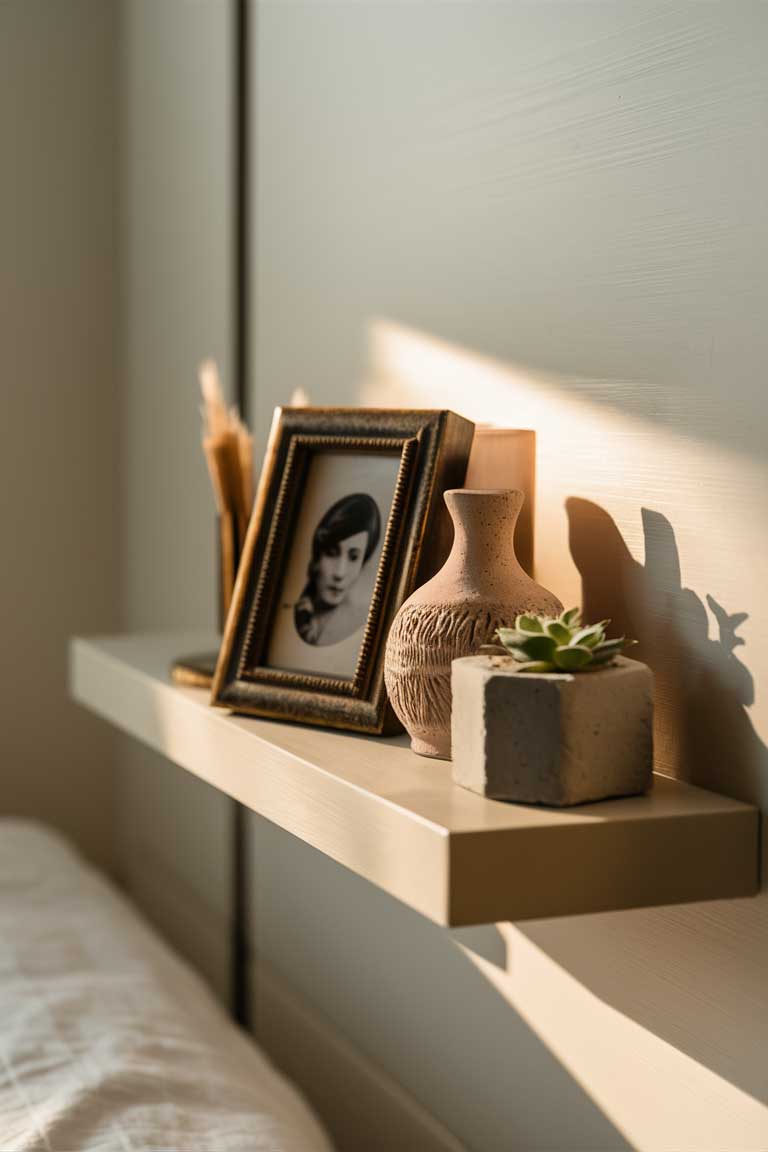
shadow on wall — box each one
[508,501,768,1114]
[457,503,768,1123]
[566,498,764,809]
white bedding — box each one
[0,821,333,1152]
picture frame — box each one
[211,407,475,734]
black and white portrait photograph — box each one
[266,451,400,679]
[293,492,381,646]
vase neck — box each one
[443,489,526,593]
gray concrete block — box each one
[451,655,654,806]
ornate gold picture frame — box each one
[211,407,474,734]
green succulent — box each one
[495,608,636,673]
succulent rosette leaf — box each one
[494,609,636,673]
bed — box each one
[0,820,333,1152]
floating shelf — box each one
[70,633,759,927]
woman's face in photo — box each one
[315,530,369,608]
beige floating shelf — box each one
[70,633,759,927]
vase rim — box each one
[445,488,524,497]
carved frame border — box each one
[211,407,474,734]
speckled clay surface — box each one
[384,490,562,759]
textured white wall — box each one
[0,0,119,867]
[250,3,768,1149]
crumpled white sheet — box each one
[0,820,333,1152]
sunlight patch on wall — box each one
[362,320,768,809]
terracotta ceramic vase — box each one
[384,489,562,759]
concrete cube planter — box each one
[451,654,654,806]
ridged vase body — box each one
[384,489,562,759]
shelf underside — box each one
[70,632,759,926]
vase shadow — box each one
[564,497,764,810]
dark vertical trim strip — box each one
[231,0,250,1029]
[234,0,248,418]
